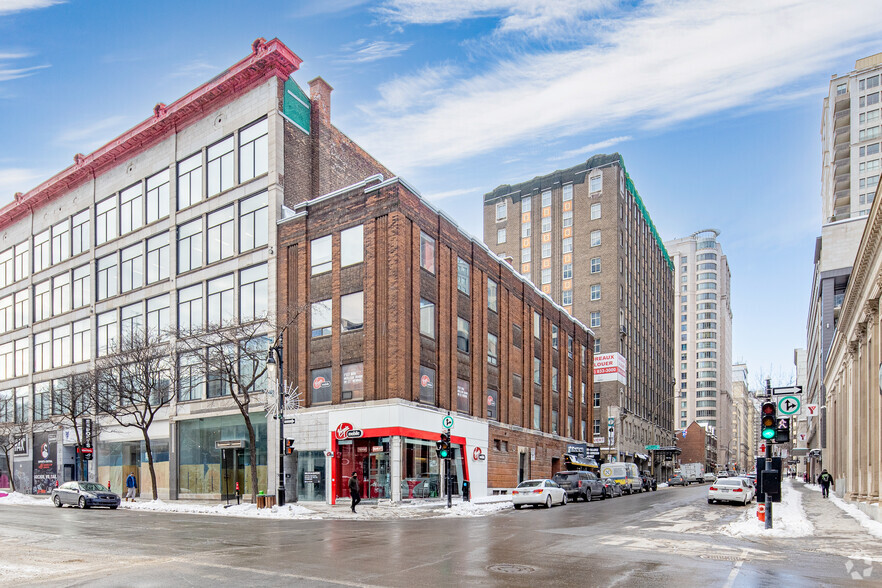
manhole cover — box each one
[699,554,743,561]
[488,564,536,574]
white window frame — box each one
[239,118,268,182]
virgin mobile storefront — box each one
[327,402,489,504]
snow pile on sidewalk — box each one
[122,498,317,519]
[829,494,882,539]
[0,492,51,506]
[722,480,815,538]
[440,495,512,517]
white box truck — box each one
[680,462,705,484]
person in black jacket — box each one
[349,472,361,513]
[818,469,834,498]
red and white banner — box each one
[594,353,627,384]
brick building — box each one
[482,154,675,478]
[676,421,719,473]
[277,176,595,502]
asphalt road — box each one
[0,485,873,587]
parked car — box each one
[512,479,567,509]
[552,470,605,502]
[640,472,658,491]
[668,474,688,486]
[52,481,120,509]
[704,473,717,483]
[601,477,623,498]
[708,477,755,505]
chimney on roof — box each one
[308,77,333,125]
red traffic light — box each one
[762,402,775,415]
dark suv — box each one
[641,472,657,492]
[552,471,606,502]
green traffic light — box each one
[762,429,776,439]
[440,449,449,458]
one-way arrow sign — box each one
[772,386,802,396]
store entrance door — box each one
[366,449,390,499]
[221,448,245,501]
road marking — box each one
[723,558,745,588]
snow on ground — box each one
[122,498,318,519]
[829,493,882,539]
[0,492,51,506]
[657,483,669,488]
[722,480,815,538]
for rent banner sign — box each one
[593,353,627,384]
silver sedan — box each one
[512,479,567,509]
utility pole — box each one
[764,378,773,530]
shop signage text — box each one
[334,422,364,440]
[472,447,485,461]
[593,352,627,384]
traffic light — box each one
[437,432,451,459]
[285,438,295,455]
[761,401,777,441]
[775,417,790,443]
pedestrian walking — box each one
[818,469,834,498]
[125,472,137,502]
[349,471,361,513]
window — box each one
[72,265,89,308]
[562,184,573,201]
[341,224,364,267]
[14,241,28,281]
[552,324,559,349]
[487,389,498,420]
[0,295,11,333]
[487,278,498,312]
[207,274,235,326]
[594,391,601,408]
[534,403,541,430]
[512,324,522,348]
[541,241,551,259]
[146,233,169,284]
[591,202,601,220]
[178,352,204,402]
[311,299,332,337]
[567,335,573,358]
[34,331,51,372]
[146,170,170,224]
[551,410,559,435]
[342,362,364,401]
[33,279,51,322]
[0,248,12,288]
[562,210,573,228]
[495,201,507,221]
[420,299,435,338]
[177,219,203,273]
[34,381,50,420]
[311,234,332,275]
[590,284,601,300]
[457,257,470,294]
[72,319,89,363]
[341,291,364,332]
[562,263,572,280]
[512,373,522,399]
[534,357,541,384]
[590,312,600,328]
[487,333,499,366]
[522,197,531,214]
[552,366,558,391]
[119,183,143,235]
[120,243,144,293]
[590,257,601,273]
[562,237,573,253]
[240,263,268,322]
[567,374,573,399]
[594,338,600,354]
[14,338,28,377]
[521,222,531,238]
[456,379,470,413]
[207,206,235,263]
[497,228,506,244]
[177,152,203,209]
[540,190,551,208]
[419,366,435,404]
[457,317,470,353]
[239,118,268,182]
[541,216,551,233]
[590,230,601,247]
[541,268,551,284]
[593,419,601,436]
[52,273,71,316]
[15,386,29,422]
[207,136,234,196]
[589,175,602,192]
[562,289,573,305]
[534,311,541,339]
[239,191,268,251]
[521,247,531,263]
[51,219,70,264]
[52,324,71,368]
[420,231,435,273]
[95,196,117,245]
[14,290,28,328]
[178,284,203,333]
[0,347,10,381]
[33,229,50,273]
[207,346,234,398]
[121,302,143,342]
[96,254,118,301]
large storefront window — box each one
[177,415,266,498]
[97,439,169,498]
[296,450,326,502]
[338,437,391,500]
[402,439,463,499]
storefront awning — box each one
[635,453,649,461]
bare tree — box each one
[94,331,173,500]
[0,391,27,492]
[50,372,96,481]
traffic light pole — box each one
[765,378,773,530]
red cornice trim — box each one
[0,38,302,232]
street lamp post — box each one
[267,343,285,507]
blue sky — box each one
[2,0,881,387]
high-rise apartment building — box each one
[664,230,733,462]
[807,52,882,462]
[482,154,675,476]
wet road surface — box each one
[0,484,875,586]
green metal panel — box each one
[618,155,674,272]
[283,78,310,134]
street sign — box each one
[645,444,660,451]
[778,395,801,415]
[607,417,615,425]
[772,386,802,395]
[804,404,819,417]
[593,436,605,444]
[442,415,454,429]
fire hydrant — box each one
[757,504,766,522]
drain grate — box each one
[488,564,537,574]
[699,554,745,561]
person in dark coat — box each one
[125,472,137,502]
[348,472,361,513]
[818,469,834,498]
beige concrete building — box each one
[731,363,755,472]
[665,230,734,466]
[824,176,882,522]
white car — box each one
[707,477,755,505]
[512,479,567,509]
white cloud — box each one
[341,39,412,63]
[56,115,128,153]
[0,167,45,205]
[554,136,632,161]
[423,187,479,201]
[0,0,64,15]
[354,0,882,173]
[0,52,49,82]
